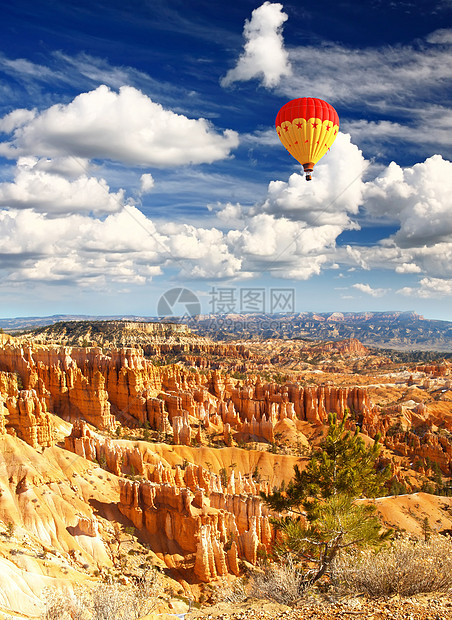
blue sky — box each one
[1,0,452,320]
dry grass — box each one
[42,588,89,620]
[43,573,160,620]
[249,558,305,606]
[249,535,452,606]
[210,577,248,604]
[331,534,452,597]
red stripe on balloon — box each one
[275,98,339,128]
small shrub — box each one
[5,521,15,538]
[98,454,107,469]
[91,584,130,619]
[331,534,452,597]
[210,577,248,604]
[142,420,150,442]
[249,557,305,606]
[42,572,159,619]
[43,588,89,619]
[219,467,228,487]
[389,479,408,496]
[15,372,24,390]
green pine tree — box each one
[262,413,391,591]
[422,516,432,542]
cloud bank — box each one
[0,126,451,299]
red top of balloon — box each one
[275,97,339,128]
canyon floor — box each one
[0,321,452,618]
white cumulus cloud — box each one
[364,155,452,247]
[206,134,368,280]
[398,277,452,298]
[140,173,155,194]
[225,213,338,279]
[221,2,291,88]
[214,202,245,228]
[0,108,36,133]
[395,262,422,274]
[262,132,367,227]
[0,157,124,216]
[0,204,246,286]
[0,85,239,167]
[426,28,452,44]
[158,222,242,279]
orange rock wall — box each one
[0,370,54,448]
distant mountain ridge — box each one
[2,311,452,352]
[184,311,452,352]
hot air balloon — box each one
[275,97,339,180]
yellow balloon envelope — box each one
[275,97,339,180]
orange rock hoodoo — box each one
[3,341,452,476]
[0,342,377,449]
[117,470,272,581]
[3,338,452,583]
[64,420,274,581]
[0,370,54,448]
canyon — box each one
[0,323,452,618]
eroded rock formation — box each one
[0,370,55,448]
[0,341,379,449]
[2,332,452,587]
[117,469,271,581]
